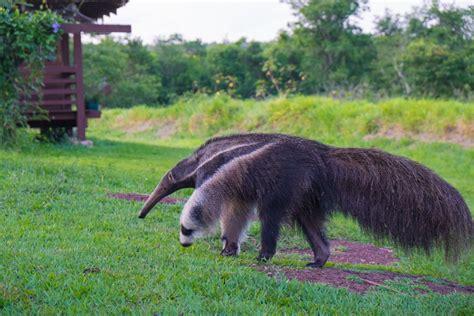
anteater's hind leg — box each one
[220,201,254,257]
[296,211,330,268]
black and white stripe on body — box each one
[138,134,293,219]
[179,143,277,255]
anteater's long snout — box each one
[138,185,168,219]
[138,168,194,219]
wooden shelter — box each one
[23,0,131,141]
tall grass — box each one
[92,95,474,146]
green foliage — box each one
[0,3,62,146]
[83,38,161,108]
[259,32,306,97]
[152,35,206,103]
[284,0,376,91]
[1,97,473,313]
[207,40,266,98]
[373,3,473,98]
[80,1,473,107]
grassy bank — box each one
[92,95,473,146]
[1,96,473,314]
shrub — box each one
[0,2,62,146]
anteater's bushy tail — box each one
[326,148,473,261]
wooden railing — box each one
[21,63,101,136]
[19,24,130,141]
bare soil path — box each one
[284,240,399,266]
[257,264,473,294]
[266,240,473,294]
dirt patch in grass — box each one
[364,124,473,148]
[156,120,177,138]
[83,267,101,274]
[283,240,399,266]
[116,119,177,138]
[118,120,156,134]
[258,265,474,294]
[263,240,472,294]
[107,192,186,204]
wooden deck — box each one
[21,24,131,140]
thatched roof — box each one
[27,1,129,21]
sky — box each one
[101,0,472,44]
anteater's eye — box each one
[181,225,194,236]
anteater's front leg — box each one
[256,205,285,262]
[220,202,253,257]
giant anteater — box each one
[138,133,472,267]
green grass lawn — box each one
[1,97,473,314]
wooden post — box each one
[73,32,86,141]
[60,33,70,66]
[60,33,71,122]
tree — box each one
[372,3,473,97]
[84,38,162,107]
[284,0,376,92]
[153,34,209,103]
[78,1,473,104]
[259,32,306,96]
[372,11,411,95]
[207,39,265,98]
[403,3,473,97]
